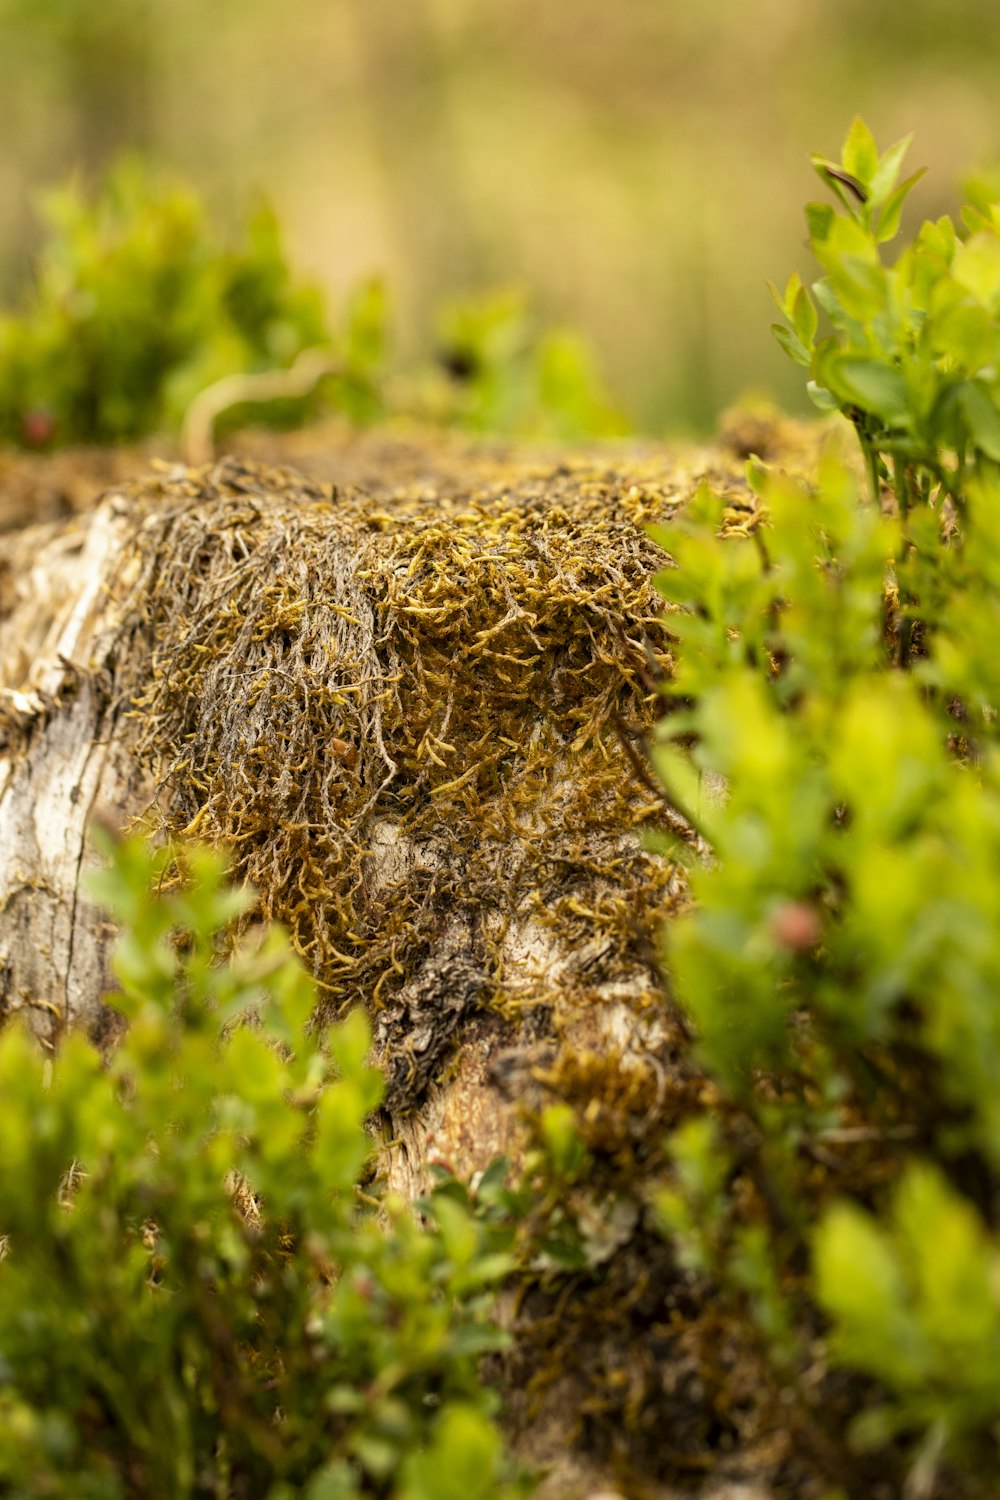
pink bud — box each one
[769,901,822,952]
[21,409,56,448]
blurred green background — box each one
[3,0,999,436]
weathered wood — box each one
[0,496,154,1042]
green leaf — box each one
[304,1460,361,1500]
[917,214,958,265]
[811,279,844,322]
[399,1406,504,1500]
[328,1007,373,1081]
[811,158,868,214]
[870,133,915,205]
[225,1026,285,1103]
[876,169,927,244]
[648,739,718,837]
[806,378,839,412]
[669,1114,729,1203]
[474,1155,511,1199]
[805,201,836,245]
[953,230,1000,309]
[313,1079,373,1188]
[427,1194,479,1270]
[841,116,878,189]
[958,380,1000,461]
[814,1201,929,1389]
[792,282,819,347]
[771,322,811,367]
[767,273,801,320]
[822,355,911,425]
[539,1103,588,1179]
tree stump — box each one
[0,425,808,1498]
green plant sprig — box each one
[772,115,1000,520]
[645,120,1000,1492]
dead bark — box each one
[0,494,154,1043]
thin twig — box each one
[180,346,345,467]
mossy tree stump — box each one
[0,426,816,1499]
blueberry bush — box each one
[650,120,1000,1494]
[0,832,519,1500]
[0,160,383,449]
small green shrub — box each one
[0,160,385,448]
[0,831,518,1500]
[649,121,1000,1493]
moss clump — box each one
[111,449,717,1082]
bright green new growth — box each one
[816,1164,1000,1452]
[771,114,1000,516]
[0,832,517,1500]
[651,120,1000,1491]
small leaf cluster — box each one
[772,115,1000,516]
[650,124,1000,1491]
[0,832,519,1500]
[0,159,385,448]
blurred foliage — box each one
[410,288,629,440]
[645,122,1000,1493]
[0,832,523,1499]
[0,160,339,447]
[0,161,627,451]
[0,0,156,173]
[6,0,1000,431]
